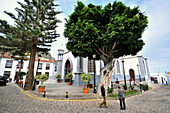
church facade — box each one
[56,48,151,87]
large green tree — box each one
[0,0,61,90]
[64,1,148,95]
[0,19,30,83]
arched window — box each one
[116,61,120,74]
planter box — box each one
[84,84,93,88]
[116,81,119,84]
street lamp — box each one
[137,64,141,82]
[122,60,126,85]
[137,64,142,92]
[32,54,41,90]
[93,54,97,93]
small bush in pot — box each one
[80,73,92,94]
[116,78,119,84]
[35,74,49,93]
[65,73,73,85]
[55,73,61,83]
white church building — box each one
[56,47,151,87]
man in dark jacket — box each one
[100,83,107,108]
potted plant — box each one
[65,73,73,85]
[123,84,127,90]
[55,73,61,83]
[115,78,119,84]
[80,73,92,94]
[130,77,133,82]
[35,74,49,93]
[18,72,26,87]
[130,85,134,90]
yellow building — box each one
[168,72,170,85]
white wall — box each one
[0,57,55,80]
[150,73,167,84]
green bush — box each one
[65,73,73,81]
[107,87,113,94]
[18,71,26,80]
[107,90,140,98]
[35,74,49,82]
[123,84,127,90]
[18,72,26,76]
[80,73,92,83]
[130,85,134,90]
[55,73,61,80]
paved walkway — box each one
[29,79,151,99]
[30,79,97,99]
[0,82,169,113]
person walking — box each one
[100,83,107,108]
[118,85,126,110]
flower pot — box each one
[38,86,45,93]
[68,82,72,85]
[9,78,12,82]
[83,88,89,94]
[84,84,93,88]
[130,79,133,82]
[116,81,119,84]
[57,80,60,83]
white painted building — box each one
[150,73,168,85]
[0,54,56,83]
[111,55,151,83]
[57,47,151,86]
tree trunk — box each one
[24,45,37,90]
[16,59,23,84]
[97,58,116,96]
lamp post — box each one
[122,60,126,85]
[137,64,141,82]
[93,54,97,93]
[32,54,41,91]
[137,64,142,92]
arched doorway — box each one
[64,59,73,82]
[129,69,135,80]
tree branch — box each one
[94,43,110,57]
[111,42,117,51]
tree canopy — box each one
[0,0,62,90]
[64,1,148,65]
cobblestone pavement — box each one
[0,83,169,113]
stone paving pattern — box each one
[0,83,170,113]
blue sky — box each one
[0,0,170,74]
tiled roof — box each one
[0,55,56,63]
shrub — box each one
[65,73,73,81]
[123,84,127,90]
[35,74,49,85]
[80,73,92,83]
[55,73,61,80]
[130,85,134,90]
[107,87,113,94]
